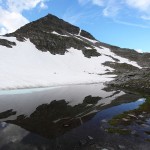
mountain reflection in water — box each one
[0,83,145,150]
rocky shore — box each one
[107,68,150,94]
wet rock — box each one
[1,122,7,128]
[63,124,69,127]
[101,119,107,123]
[122,118,129,122]
[118,145,125,149]
[136,120,144,125]
[87,135,94,140]
[128,114,138,119]
[145,131,150,135]
[138,115,144,118]
[141,124,150,128]
[79,139,87,146]
[131,130,137,135]
[95,144,101,149]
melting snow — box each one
[0,37,115,90]
[77,35,98,43]
[51,31,69,37]
[95,46,142,69]
[78,29,81,36]
[0,36,141,90]
[85,46,92,49]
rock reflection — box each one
[0,84,144,150]
[6,95,101,139]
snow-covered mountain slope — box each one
[0,14,148,90]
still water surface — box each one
[0,84,148,150]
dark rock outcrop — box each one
[0,39,16,48]
[103,61,140,74]
[108,68,150,94]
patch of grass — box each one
[108,96,150,127]
[108,112,132,126]
[107,128,131,135]
[139,97,150,113]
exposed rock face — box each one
[108,69,150,94]
[0,39,16,48]
[103,62,140,75]
[82,49,101,58]
[8,14,95,39]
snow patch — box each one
[0,36,142,90]
[51,31,69,37]
[78,29,81,36]
[0,37,115,90]
[77,35,98,43]
[85,46,92,49]
[136,49,143,53]
[95,46,142,69]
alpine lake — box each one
[0,83,149,150]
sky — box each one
[0,0,150,52]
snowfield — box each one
[0,36,141,90]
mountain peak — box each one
[4,13,98,55]
[7,13,95,40]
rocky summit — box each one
[6,14,97,57]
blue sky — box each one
[0,0,150,52]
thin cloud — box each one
[0,7,29,34]
[125,0,150,12]
[77,0,150,27]
[62,7,102,25]
[114,19,150,28]
[78,0,104,6]
[141,15,150,20]
[103,0,121,17]
[62,8,85,25]
[6,0,48,13]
